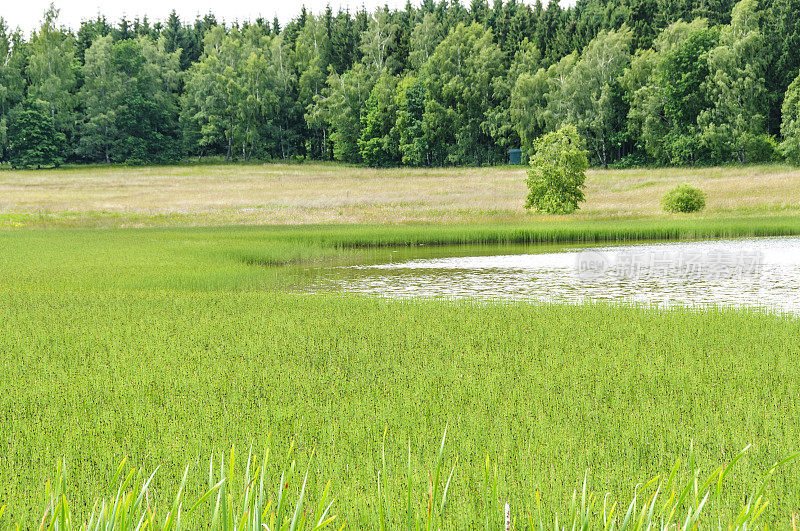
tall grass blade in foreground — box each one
[1,433,797,529]
[17,437,339,531]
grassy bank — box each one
[0,222,799,526]
[1,163,799,228]
[4,217,800,292]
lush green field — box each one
[1,219,799,527]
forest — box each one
[1,0,800,168]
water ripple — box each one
[306,236,800,313]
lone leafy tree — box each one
[525,125,589,214]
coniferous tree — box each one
[627,0,658,49]
[162,11,193,70]
[328,10,358,75]
[762,0,800,135]
[113,16,134,41]
[76,16,111,65]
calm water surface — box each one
[304,237,800,313]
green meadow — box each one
[1,218,799,527]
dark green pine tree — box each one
[281,16,302,53]
[654,0,694,30]
[162,11,197,70]
[329,10,358,74]
[470,0,490,25]
[389,4,413,74]
[537,0,567,63]
[355,7,370,35]
[572,0,604,54]
[322,5,334,66]
[419,0,437,16]
[113,16,134,41]
[0,25,27,162]
[627,0,658,50]
[75,16,111,65]
[486,0,511,60]
[692,0,735,25]
[162,12,184,56]
[439,0,470,32]
[190,13,218,64]
[133,16,153,38]
[504,0,537,61]
[298,6,308,28]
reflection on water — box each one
[304,237,800,313]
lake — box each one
[304,236,800,313]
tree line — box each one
[1,0,800,168]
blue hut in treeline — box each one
[508,149,523,165]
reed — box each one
[5,433,796,529]
[19,439,339,531]
[1,225,799,526]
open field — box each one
[1,163,799,228]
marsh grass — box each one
[3,287,799,526]
[3,218,800,300]
[5,433,797,529]
[21,439,339,531]
[1,224,800,526]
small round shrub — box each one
[661,184,706,213]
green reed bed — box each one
[231,216,800,266]
[1,290,799,526]
[3,216,800,288]
[0,223,799,527]
[3,432,797,529]
[293,216,800,247]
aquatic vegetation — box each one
[5,433,797,529]
[27,440,338,531]
[1,223,799,526]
